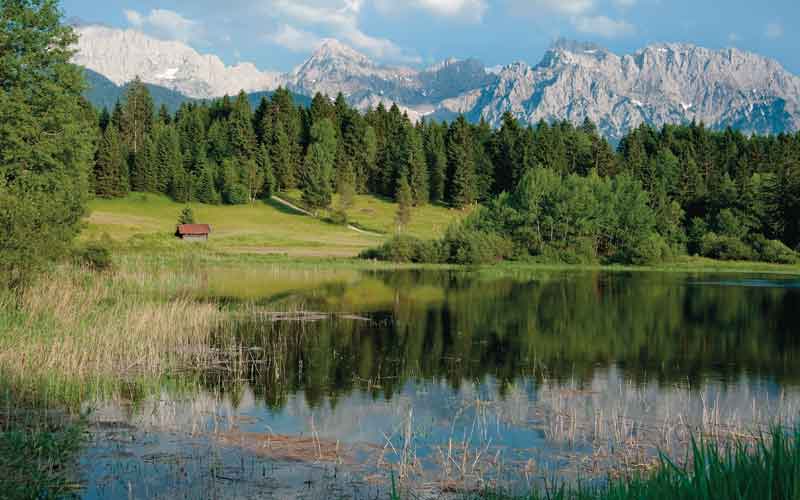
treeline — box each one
[92,80,800,264]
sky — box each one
[61,0,800,74]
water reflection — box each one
[81,269,800,497]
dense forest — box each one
[92,79,800,264]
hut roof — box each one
[177,224,211,236]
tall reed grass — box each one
[0,258,222,404]
[467,428,800,500]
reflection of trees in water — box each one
[206,271,800,410]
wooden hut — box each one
[176,224,211,241]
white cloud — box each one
[268,24,323,52]
[509,0,595,16]
[572,15,635,38]
[765,22,783,40]
[123,9,204,43]
[264,0,420,63]
[375,0,488,22]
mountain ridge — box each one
[74,25,800,140]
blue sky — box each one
[62,0,800,73]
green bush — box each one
[359,235,429,263]
[73,239,113,271]
[442,226,513,265]
[540,238,597,265]
[327,209,348,226]
[699,233,755,261]
[752,236,798,264]
[626,233,672,265]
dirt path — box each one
[271,195,384,238]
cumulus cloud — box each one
[508,0,595,16]
[765,22,783,40]
[264,0,420,63]
[267,24,323,52]
[375,0,488,22]
[123,9,204,43]
[572,15,635,38]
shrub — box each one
[541,238,597,265]
[626,233,671,265]
[73,238,113,271]
[178,207,195,225]
[700,233,755,261]
[752,236,798,264]
[442,226,513,265]
[327,209,348,226]
[359,235,427,263]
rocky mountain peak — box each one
[309,39,374,66]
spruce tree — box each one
[337,159,356,211]
[271,125,295,190]
[194,165,219,204]
[406,126,429,206]
[0,0,97,287]
[131,135,156,192]
[424,124,447,203]
[120,77,154,155]
[447,116,478,208]
[302,119,337,211]
[395,175,413,231]
[94,126,128,198]
[257,144,275,200]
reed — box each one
[0,259,223,404]
[458,427,800,500]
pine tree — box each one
[178,207,195,225]
[406,126,429,206]
[337,159,356,211]
[395,175,413,231]
[131,135,156,192]
[271,125,294,190]
[229,91,256,159]
[120,77,154,155]
[94,126,128,198]
[257,144,275,200]
[424,123,447,203]
[154,126,182,194]
[302,119,337,211]
[194,165,219,204]
[447,116,477,208]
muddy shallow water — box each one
[78,268,800,498]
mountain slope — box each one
[74,25,283,99]
[74,26,800,140]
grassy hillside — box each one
[84,192,460,257]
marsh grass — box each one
[0,259,223,405]
[462,428,800,500]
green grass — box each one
[84,192,461,257]
[0,395,86,500]
[457,429,800,500]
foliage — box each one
[0,0,96,288]
[460,429,800,500]
[0,416,85,500]
[395,175,413,231]
[178,207,195,225]
[73,237,113,271]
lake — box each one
[78,267,800,499]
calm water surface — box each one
[80,268,800,499]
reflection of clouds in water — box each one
[87,365,800,476]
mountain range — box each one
[73,25,800,141]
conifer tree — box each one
[257,144,275,200]
[131,135,156,192]
[94,126,128,198]
[405,126,429,206]
[302,119,337,211]
[194,165,219,204]
[229,91,256,159]
[447,116,478,208]
[120,77,154,155]
[424,123,448,203]
[271,125,295,190]
[337,159,356,211]
[395,175,413,231]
